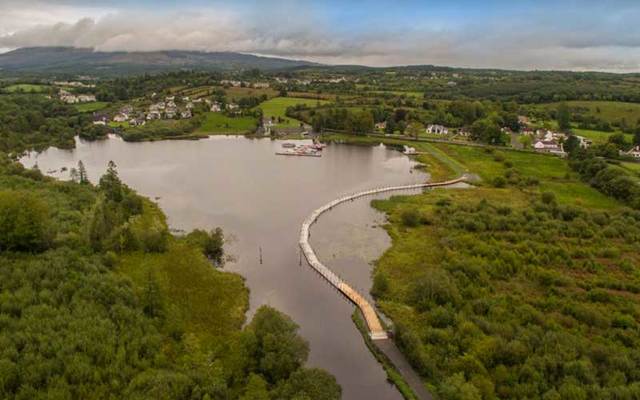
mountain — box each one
[0,47,319,76]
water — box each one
[21,135,429,399]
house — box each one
[575,135,592,149]
[113,113,128,123]
[165,106,177,119]
[182,96,190,102]
[517,115,530,126]
[165,96,175,102]
[129,118,146,127]
[457,128,470,137]
[93,113,109,124]
[146,110,161,120]
[120,105,134,115]
[227,103,239,111]
[622,146,640,159]
[210,102,222,112]
[185,102,194,109]
[426,124,448,135]
[375,121,387,130]
[253,82,270,89]
[534,140,560,151]
[180,110,192,119]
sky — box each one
[1,0,640,72]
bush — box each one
[541,191,556,205]
[0,191,51,252]
[492,177,507,188]
[401,208,421,227]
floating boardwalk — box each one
[299,176,467,340]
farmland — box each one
[197,112,257,134]
[257,97,328,127]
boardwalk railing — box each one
[299,177,467,340]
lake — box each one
[21,135,429,400]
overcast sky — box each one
[1,0,640,72]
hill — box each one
[0,47,319,76]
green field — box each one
[197,112,257,134]
[256,97,328,127]
[75,101,109,113]
[3,83,50,93]
[536,100,640,125]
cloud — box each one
[1,1,640,71]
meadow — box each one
[197,112,257,134]
[75,101,110,113]
[3,83,50,93]
[257,97,328,127]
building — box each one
[210,102,222,112]
[129,118,146,127]
[180,110,192,119]
[113,113,128,123]
[227,103,239,111]
[426,124,449,135]
[622,146,640,159]
[146,110,161,120]
[375,121,387,130]
[253,82,270,89]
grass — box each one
[432,143,621,209]
[538,100,640,125]
[75,101,109,113]
[197,112,257,134]
[622,161,640,174]
[108,121,130,129]
[225,86,279,100]
[3,84,50,93]
[572,128,632,145]
[256,97,328,127]
[118,240,248,342]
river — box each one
[21,135,429,400]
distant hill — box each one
[0,47,319,76]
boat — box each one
[276,150,321,157]
[282,142,297,148]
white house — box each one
[426,124,449,135]
[146,110,161,120]
[623,146,640,159]
[180,110,192,119]
[375,121,387,130]
[210,102,222,112]
[113,113,128,123]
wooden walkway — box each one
[299,176,466,340]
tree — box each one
[405,122,424,139]
[519,135,533,149]
[275,368,341,400]
[185,228,225,264]
[247,306,310,383]
[634,125,640,146]
[99,161,123,202]
[557,103,571,131]
[608,132,628,150]
[240,374,270,400]
[0,190,50,252]
[77,160,88,184]
[564,135,581,154]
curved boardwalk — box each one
[299,176,466,340]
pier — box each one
[299,176,467,340]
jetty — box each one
[299,176,467,340]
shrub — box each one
[0,191,51,252]
[401,208,421,227]
[492,177,507,188]
[541,191,556,205]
